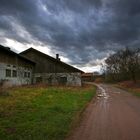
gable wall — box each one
[0,49,35,86]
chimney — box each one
[56,54,60,61]
[5,47,10,50]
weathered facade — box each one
[20,48,83,86]
[0,45,35,87]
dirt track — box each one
[66,84,140,140]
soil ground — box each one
[66,84,140,140]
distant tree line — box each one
[103,48,140,83]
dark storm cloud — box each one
[42,0,102,13]
[0,0,140,66]
[0,0,37,15]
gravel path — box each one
[66,84,140,140]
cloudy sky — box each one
[0,0,140,72]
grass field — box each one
[0,85,96,140]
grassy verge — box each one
[115,84,140,97]
[0,85,96,140]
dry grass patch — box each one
[117,81,140,96]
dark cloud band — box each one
[0,0,140,67]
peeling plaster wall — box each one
[0,63,33,87]
[34,72,82,86]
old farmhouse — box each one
[20,48,83,86]
[0,45,35,86]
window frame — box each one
[6,69,11,77]
[12,70,17,77]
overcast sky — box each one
[0,0,140,72]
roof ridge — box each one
[20,47,84,73]
[0,45,35,64]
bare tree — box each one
[105,48,140,83]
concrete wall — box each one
[0,63,33,87]
[33,72,82,86]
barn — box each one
[20,48,83,86]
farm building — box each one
[81,73,94,82]
[0,45,35,87]
[20,48,83,86]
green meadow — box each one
[0,85,96,140]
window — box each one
[59,77,67,85]
[24,72,27,78]
[6,69,11,77]
[12,70,17,77]
[36,77,42,83]
[18,70,24,78]
[28,72,30,78]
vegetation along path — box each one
[66,84,140,140]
